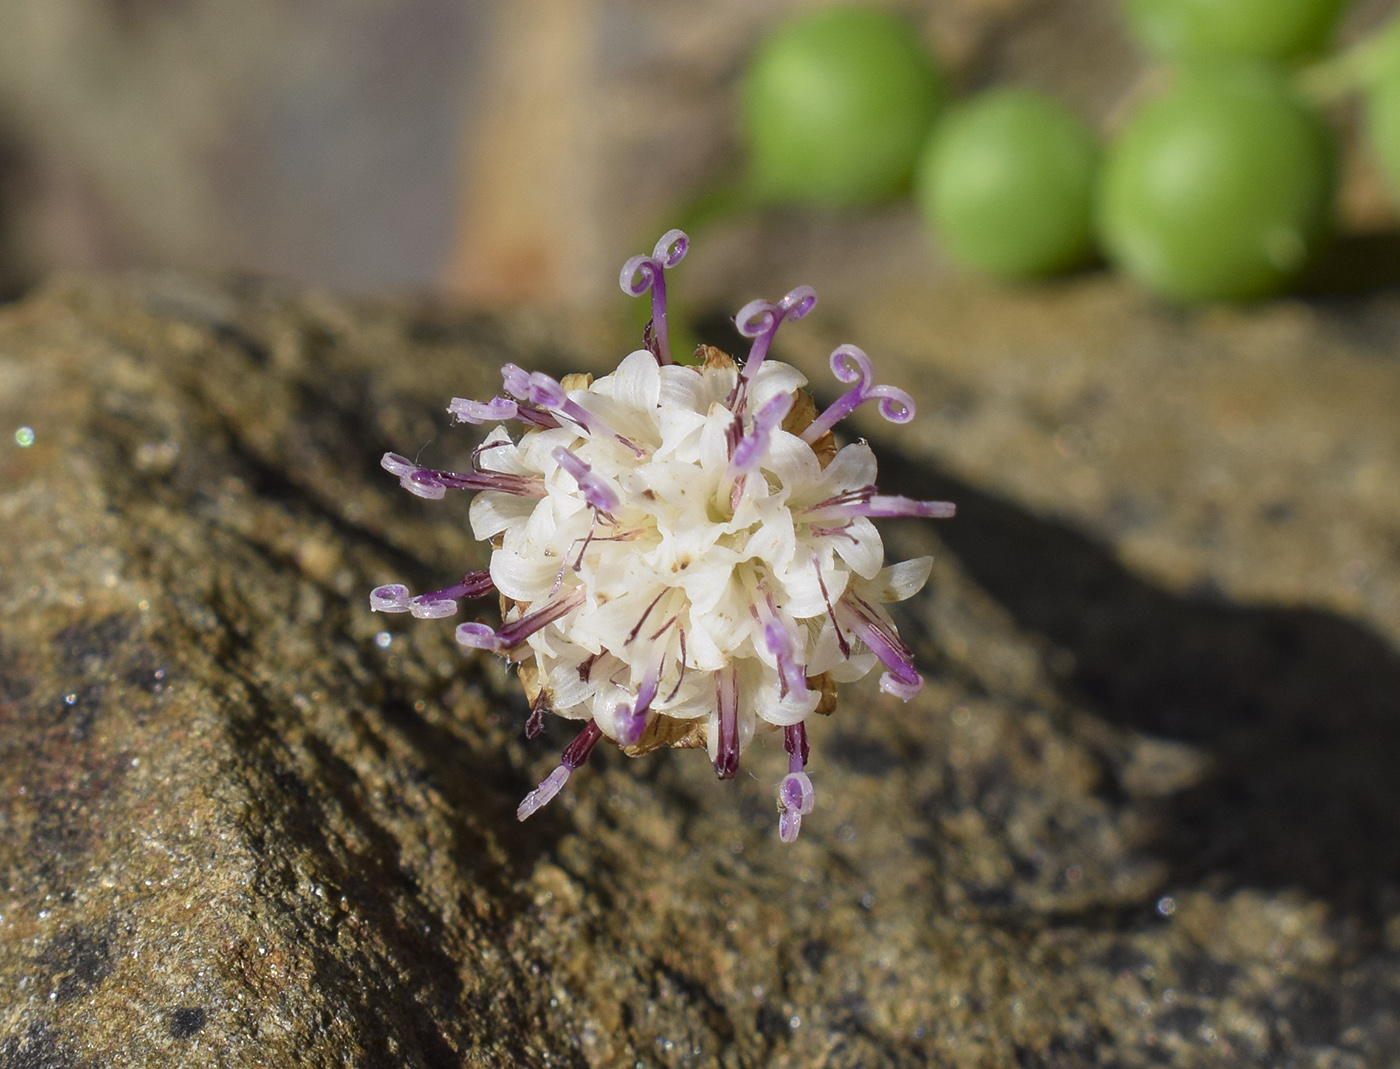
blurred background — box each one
[0,0,1395,311]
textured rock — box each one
[0,272,1398,1067]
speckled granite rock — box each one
[1,273,1398,1067]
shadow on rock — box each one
[879,447,1400,920]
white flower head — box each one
[372,230,954,842]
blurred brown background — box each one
[0,0,1395,309]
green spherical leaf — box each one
[916,88,1099,279]
[1097,63,1337,302]
[1121,0,1350,61]
[741,6,948,206]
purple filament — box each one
[784,723,809,772]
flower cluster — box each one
[372,231,953,841]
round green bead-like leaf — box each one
[1097,64,1336,302]
[916,88,1099,279]
[741,7,947,207]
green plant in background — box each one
[739,6,947,206]
[914,88,1099,280]
[1120,0,1350,62]
[708,0,1400,305]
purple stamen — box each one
[370,570,496,618]
[516,720,603,821]
[450,395,559,429]
[714,666,740,779]
[734,286,818,381]
[381,452,545,500]
[806,486,956,521]
[729,392,794,477]
[552,447,621,514]
[858,496,956,519]
[619,229,689,366]
[801,345,916,443]
[836,596,923,699]
[456,586,586,654]
[500,365,645,457]
[448,395,518,425]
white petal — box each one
[597,349,662,411]
[828,518,884,579]
[749,361,808,410]
[864,556,933,603]
[469,491,537,541]
[490,547,563,602]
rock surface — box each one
[0,272,1398,1068]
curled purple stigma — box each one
[714,666,740,779]
[734,286,818,382]
[517,720,603,820]
[729,391,794,476]
[552,447,620,514]
[500,365,645,457]
[801,345,916,443]
[380,453,545,500]
[370,570,495,619]
[777,771,816,843]
[456,586,586,654]
[620,229,689,366]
